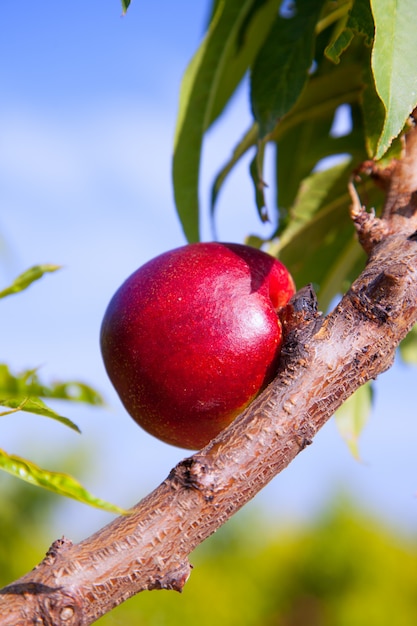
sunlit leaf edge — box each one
[371,0,417,159]
[173,0,257,242]
[0,397,81,433]
[0,264,61,299]
[0,448,129,515]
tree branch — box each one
[2,122,417,625]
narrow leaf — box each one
[249,141,269,222]
[0,448,128,514]
[276,115,337,214]
[325,0,374,64]
[211,123,259,215]
[324,23,354,66]
[275,161,354,251]
[269,162,383,310]
[0,364,104,433]
[0,364,104,406]
[361,48,386,157]
[277,106,367,217]
[0,264,60,299]
[173,0,260,241]
[206,0,223,27]
[46,382,103,405]
[0,397,81,433]
[250,0,325,137]
[121,0,131,15]
[335,383,373,459]
[211,61,364,223]
[269,62,364,143]
[370,0,417,158]
[207,0,282,128]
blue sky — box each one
[1,1,416,541]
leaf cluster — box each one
[14,0,417,505]
[172,0,417,297]
[0,266,126,514]
[165,0,417,450]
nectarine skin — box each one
[100,242,295,449]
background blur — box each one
[1,2,417,622]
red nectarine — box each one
[100,242,295,449]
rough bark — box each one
[2,120,417,625]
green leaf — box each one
[361,47,386,157]
[324,23,354,66]
[250,0,326,137]
[0,397,81,433]
[348,0,374,44]
[276,115,340,214]
[269,162,383,310]
[325,0,374,64]
[121,0,131,15]
[0,264,60,299]
[399,323,417,365]
[315,0,351,34]
[370,0,417,158]
[207,0,283,128]
[0,364,104,432]
[269,61,364,143]
[249,141,269,223]
[211,61,364,223]
[211,123,259,217]
[275,160,353,244]
[277,103,367,218]
[45,381,104,405]
[0,364,103,406]
[173,0,268,242]
[335,383,373,459]
[0,448,128,514]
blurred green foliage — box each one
[94,499,417,626]
[2,472,416,625]
[0,474,55,584]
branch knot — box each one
[348,180,388,254]
[169,457,216,502]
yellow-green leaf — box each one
[250,0,325,137]
[269,162,375,310]
[211,62,364,222]
[335,383,373,459]
[0,448,129,515]
[0,364,104,432]
[0,264,60,299]
[0,363,104,407]
[324,0,373,64]
[0,396,81,433]
[121,0,131,15]
[173,0,262,242]
[370,0,417,158]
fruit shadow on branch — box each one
[2,120,417,625]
